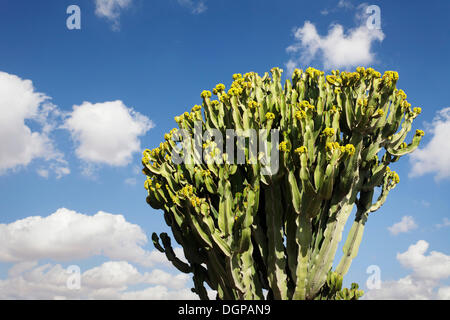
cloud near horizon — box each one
[364,240,450,299]
[0,208,166,267]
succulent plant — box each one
[142,67,423,300]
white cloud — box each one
[396,240,450,281]
[337,0,354,9]
[410,107,450,180]
[178,0,207,14]
[0,208,167,267]
[437,287,450,300]
[0,71,69,177]
[94,0,132,30]
[388,216,418,236]
[124,177,137,186]
[0,261,197,300]
[286,3,384,74]
[64,100,153,169]
[286,21,384,72]
[364,240,450,299]
[436,218,450,229]
[0,209,196,299]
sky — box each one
[0,0,449,299]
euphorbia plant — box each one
[142,67,423,300]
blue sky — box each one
[0,0,449,299]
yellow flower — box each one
[248,100,260,109]
[293,69,303,77]
[191,105,202,112]
[144,178,152,190]
[201,90,212,99]
[295,110,306,120]
[356,66,365,74]
[391,171,400,184]
[279,141,290,152]
[326,142,340,152]
[413,107,422,114]
[295,146,308,154]
[415,129,425,137]
[219,93,229,102]
[266,112,275,120]
[322,128,335,137]
[397,89,407,100]
[345,144,356,156]
[211,100,220,107]
[232,73,242,80]
[215,83,226,91]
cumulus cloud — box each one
[0,208,168,267]
[0,71,69,178]
[0,261,196,300]
[364,240,450,299]
[396,240,450,281]
[388,216,418,236]
[94,0,132,30]
[410,107,450,180]
[286,20,384,73]
[64,100,153,169]
[178,0,207,14]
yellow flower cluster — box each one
[397,89,407,100]
[401,100,411,110]
[228,87,242,96]
[305,67,322,78]
[357,98,368,107]
[382,71,399,84]
[180,185,194,198]
[413,107,422,114]
[295,110,306,120]
[265,112,275,120]
[144,177,153,190]
[201,90,212,99]
[211,100,220,107]
[293,69,303,78]
[297,100,315,111]
[376,109,384,117]
[295,146,308,154]
[330,105,339,114]
[248,100,260,109]
[322,128,335,137]
[365,67,381,78]
[191,105,202,112]
[390,171,400,184]
[279,141,290,152]
[326,142,341,152]
[345,144,356,156]
[219,93,229,103]
[233,73,242,80]
[415,129,425,137]
[190,196,202,208]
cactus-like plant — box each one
[142,67,423,300]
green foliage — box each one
[142,67,423,300]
